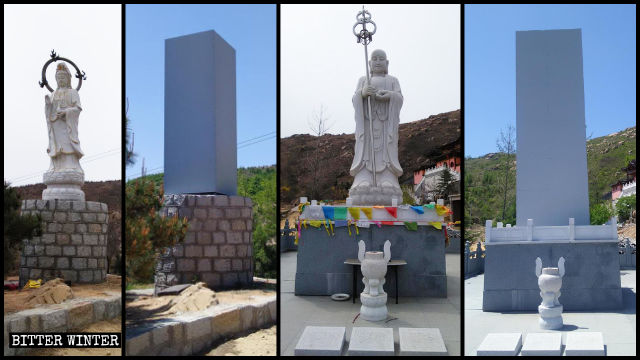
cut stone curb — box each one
[564,332,605,356]
[521,332,562,356]
[347,327,394,356]
[126,296,276,356]
[3,294,121,356]
[476,333,522,356]
[294,326,345,356]
[399,327,447,356]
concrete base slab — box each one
[347,327,394,356]
[476,333,522,356]
[294,326,345,356]
[521,333,562,356]
[399,328,447,356]
[564,332,605,356]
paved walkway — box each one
[464,269,636,356]
[280,251,461,356]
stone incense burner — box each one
[358,240,391,321]
[535,257,566,330]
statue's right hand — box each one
[361,85,377,98]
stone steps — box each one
[477,332,605,356]
[294,326,448,356]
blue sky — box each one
[465,4,636,157]
[125,4,276,179]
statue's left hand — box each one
[56,110,66,119]
[375,90,391,101]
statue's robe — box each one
[350,75,403,178]
[45,87,84,159]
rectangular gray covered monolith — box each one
[515,29,589,226]
[164,30,237,195]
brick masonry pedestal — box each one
[19,199,109,287]
[162,194,253,289]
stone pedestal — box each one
[42,168,85,202]
[349,185,402,206]
[19,199,108,287]
[295,225,446,297]
[161,194,253,289]
[483,241,622,311]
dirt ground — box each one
[619,223,636,243]
[4,277,121,315]
[27,317,122,356]
[126,289,275,326]
[203,326,276,356]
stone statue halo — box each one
[39,50,87,93]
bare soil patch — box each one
[126,288,274,326]
[203,325,276,356]
[27,317,122,356]
[4,277,120,315]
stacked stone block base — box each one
[162,194,253,289]
[19,199,109,287]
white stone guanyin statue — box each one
[349,49,403,206]
[42,63,85,201]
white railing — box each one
[485,217,617,244]
[622,180,636,191]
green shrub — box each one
[590,202,614,225]
[616,195,636,222]
[125,178,188,283]
[4,182,41,278]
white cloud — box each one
[4,4,121,186]
[281,4,460,137]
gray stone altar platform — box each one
[483,241,622,311]
[19,199,109,287]
[295,225,447,297]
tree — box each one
[125,98,137,167]
[496,124,516,222]
[238,167,277,279]
[305,104,334,200]
[401,185,417,206]
[590,202,613,225]
[4,182,41,278]
[435,167,455,201]
[125,179,188,283]
[615,195,636,222]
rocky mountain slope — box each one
[280,109,461,204]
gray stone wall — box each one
[19,200,109,287]
[162,194,253,289]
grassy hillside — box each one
[465,126,636,226]
[586,127,636,202]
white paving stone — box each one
[347,327,394,356]
[521,332,562,356]
[294,326,345,356]
[399,327,447,356]
[564,332,605,356]
[476,333,522,356]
